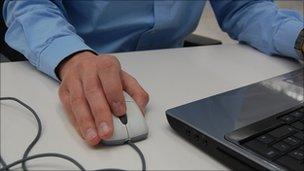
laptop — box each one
[166,68,303,171]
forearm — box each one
[3,0,92,80]
[211,0,303,59]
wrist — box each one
[56,50,96,80]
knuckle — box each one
[126,73,135,80]
[70,96,85,106]
[99,56,120,70]
[58,86,68,101]
[129,76,140,86]
[105,87,121,98]
[58,86,64,97]
[78,114,92,127]
[58,82,66,92]
[77,62,87,70]
[84,84,100,96]
[139,91,149,103]
[73,61,83,70]
[128,75,136,81]
[76,60,96,71]
[64,74,79,87]
[84,89,99,98]
[93,106,109,119]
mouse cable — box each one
[0,96,43,171]
[1,153,85,171]
[0,97,146,171]
[125,141,146,171]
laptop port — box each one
[185,128,191,137]
[194,134,200,142]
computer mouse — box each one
[101,94,149,146]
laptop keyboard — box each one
[243,107,304,171]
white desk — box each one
[1,44,301,170]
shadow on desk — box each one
[0,53,10,63]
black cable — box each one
[0,97,85,171]
[126,141,146,171]
[0,97,42,171]
[0,153,85,171]
[0,97,147,171]
[0,155,7,169]
[94,141,147,171]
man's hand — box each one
[57,51,149,145]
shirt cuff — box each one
[274,19,304,59]
[38,35,93,81]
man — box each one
[3,0,304,146]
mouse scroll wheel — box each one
[118,115,128,125]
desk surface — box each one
[1,44,301,170]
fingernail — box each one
[112,101,125,116]
[98,122,109,137]
[85,128,97,141]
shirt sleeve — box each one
[210,0,304,59]
[3,0,93,80]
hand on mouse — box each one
[57,51,149,146]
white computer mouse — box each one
[101,94,149,146]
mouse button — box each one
[125,102,149,138]
[125,101,142,115]
[112,116,128,139]
[105,116,128,141]
[126,119,149,140]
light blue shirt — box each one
[3,0,303,80]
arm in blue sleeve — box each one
[210,0,303,59]
[3,0,93,80]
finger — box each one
[97,56,126,117]
[80,71,114,139]
[121,71,149,114]
[58,86,81,137]
[68,78,100,145]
